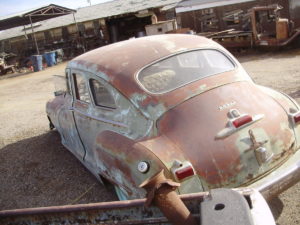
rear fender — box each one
[94,131,169,199]
[258,85,300,149]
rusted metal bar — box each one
[140,170,197,225]
[0,189,275,225]
[205,29,235,38]
[251,5,281,12]
[278,29,300,46]
[0,192,207,225]
[250,8,258,41]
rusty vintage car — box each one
[46,34,300,201]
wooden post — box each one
[73,13,80,37]
[29,15,40,55]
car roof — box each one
[69,34,219,91]
[71,34,219,73]
[68,34,246,120]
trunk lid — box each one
[157,81,296,189]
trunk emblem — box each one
[218,101,236,111]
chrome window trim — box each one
[72,71,92,104]
[88,78,117,110]
[70,69,116,111]
[135,48,237,95]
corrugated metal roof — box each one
[0,0,181,41]
[176,0,256,13]
[0,4,76,31]
[0,4,75,21]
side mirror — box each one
[53,75,68,97]
[54,90,66,96]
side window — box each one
[73,73,91,103]
[89,79,116,109]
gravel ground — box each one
[0,63,117,211]
[0,48,300,224]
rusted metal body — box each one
[210,31,253,49]
[176,0,290,34]
[250,5,300,47]
[0,188,275,225]
[46,34,300,202]
[199,4,300,49]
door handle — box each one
[68,107,74,112]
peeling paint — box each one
[46,34,300,201]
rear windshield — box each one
[137,49,235,94]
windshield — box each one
[137,49,235,94]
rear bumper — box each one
[247,149,300,200]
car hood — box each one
[141,81,296,189]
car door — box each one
[57,68,86,160]
[72,71,155,195]
[72,71,128,172]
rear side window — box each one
[65,69,71,95]
[89,79,116,109]
[137,49,235,94]
[73,73,91,103]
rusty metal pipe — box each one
[139,170,197,225]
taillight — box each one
[216,110,264,139]
[294,112,300,124]
[175,165,195,180]
[232,115,253,128]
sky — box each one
[0,0,112,17]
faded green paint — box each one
[46,35,300,203]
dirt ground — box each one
[0,48,300,224]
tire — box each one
[0,66,5,75]
[114,185,129,201]
[47,116,55,130]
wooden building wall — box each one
[1,18,110,59]
[0,7,174,61]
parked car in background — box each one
[46,34,300,200]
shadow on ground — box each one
[0,130,292,222]
[268,197,284,221]
[0,131,116,210]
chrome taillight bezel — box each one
[171,160,195,182]
[289,111,300,127]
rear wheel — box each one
[114,185,129,201]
